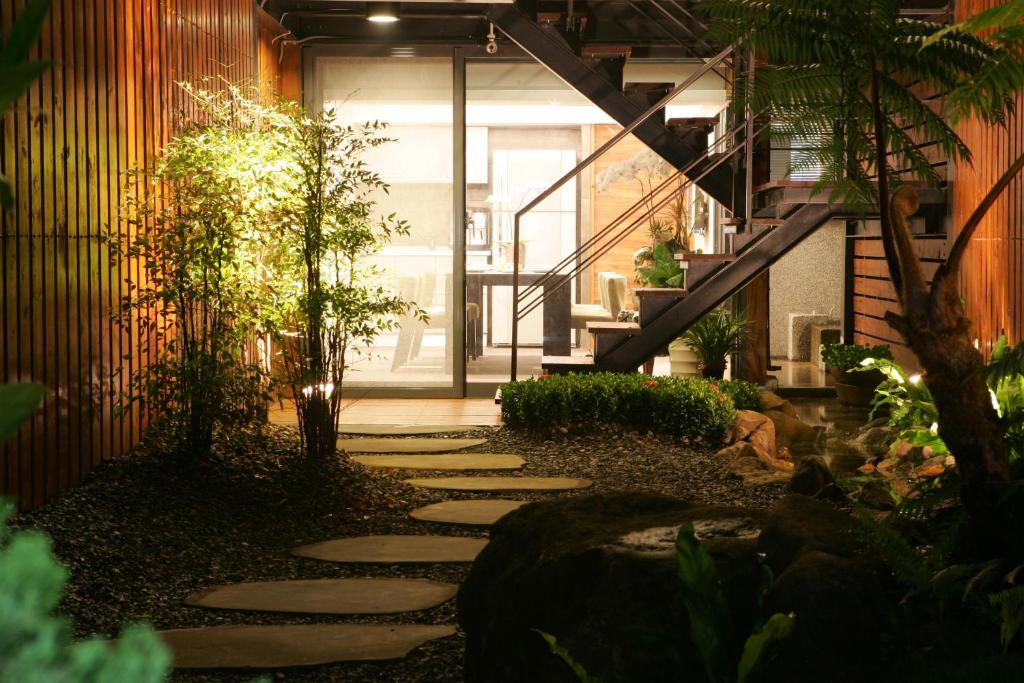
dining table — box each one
[466,269,571,356]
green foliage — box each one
[110,83,292,461]
[675,523,795,683]
[985,336,1024,472]
[0,501,171,681]
[991,585,1024,652]
[698,0,1024,209]
[264,109,414,460]
[0,384,45,444]
[0,0,52,208]
[682,309,749,377]
[862,357,947,457]
[820,343,892,371]
[635,243,685,288]
[500,372,739,440]
[717,379,760,411]
[533,630,606,683]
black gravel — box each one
[13,421,788,682]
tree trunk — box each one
[885,189,1021,558]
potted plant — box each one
[681,309,749,379]
[821,342,892,406]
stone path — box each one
[163,426,592,671]
[162,623,457,669]
[410,499,527,526]
[405,476,592,491]
[341,424,478,435]
[293,535,487,563]
[338,437,487,453]
[351,453,524,470]
[185,577,458,615]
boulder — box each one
[758,391,798,418]
[855,479,898,510]
[731,410,777,460]
[789,455,846,502]
[762,410,823,453]
[853,426,891,459]
[460,493,907,683]
[824,437,871,474]
[458,492,767,683]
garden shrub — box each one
[0,501,170,681]
[500,373,741,440]
[716,379,760,411]
[821,343,892,371]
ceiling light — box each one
[367,2,399,23]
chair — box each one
[570,272,628,332]
[391,273,482,372]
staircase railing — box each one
[508,44,736,380]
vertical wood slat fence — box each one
[1,0,296,509]
[952,0,1024,359]
[848,0,1023,369]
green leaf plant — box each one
[262,110,418,461]
[109,82,295,463]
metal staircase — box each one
[495,0,949,380]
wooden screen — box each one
[952,0,1024,357]
[0,0,296,509]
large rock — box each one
[458,492,767,683]
[762,410,824,453]
[758,391,798,418]
[459,493,907,683]
[789,455,846,502]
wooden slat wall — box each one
[952,0,1024,357]
[0,0,298,509]
[850,232,948,371]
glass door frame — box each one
[303,44,468,398]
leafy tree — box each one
[111,83,294,462]
[700,0,1024,557]
[266,111,415,460]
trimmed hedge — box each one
[500,373,757,440]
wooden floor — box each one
[268,398,502,427]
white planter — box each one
[668,339,701,378]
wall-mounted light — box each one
[367,2,399,23]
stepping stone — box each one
[404,476,592,491]
[351,453,523,471]
[341,424,478,435]
[338,437,487,453]
[160,623,456,669]
[410,499,527,526]
[184,577,456,615]
[293,535,487,563]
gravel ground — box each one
[14,421,788,682]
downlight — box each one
[367,2,399,23]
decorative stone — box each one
[184,578,457,615]
[338,438,487,453]
[160,623,456,669]
[341,424,478,435]
[404,477,592,491]
[410,500,528,526]
[352,453,523,471]
[293,535,487,564]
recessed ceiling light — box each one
[367,2,399,23]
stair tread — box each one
[635,287,687,297]
[674,253,737,262]
[541,355,595,366]
[749,217,785,225]
[586,321,641,334]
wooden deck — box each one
[268,398,502,427]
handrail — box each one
[515,114,753,307]
[516,140,741,321]
[509,45,736,380]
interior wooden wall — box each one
[0,0,299,510]
[952,0,1024,357]
[587,124,664,305]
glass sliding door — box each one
[314,56,456,391]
